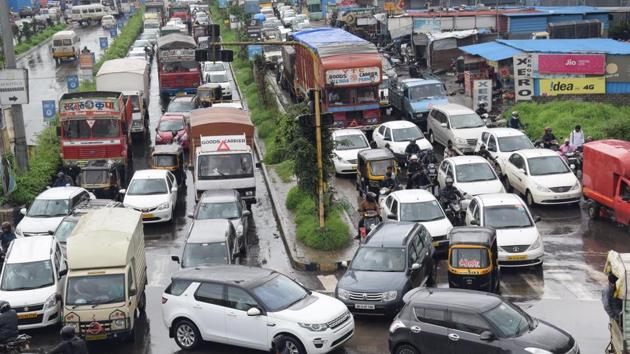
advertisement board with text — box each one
[539,77,605,96]
[538,54,605,75]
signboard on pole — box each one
[513,54,534,101]
[67,75,79,92]
[110,28,118,37]
[473,80,492,112]
[538,54,605,75]
[247,45,263,60]
[42,100,56,122]
[99,37,108,49]
[79,53,94,70]
[539,77,606,96]
[0,69,29,105]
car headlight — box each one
[337,288,350,301]
[389,319,406,333]
[455,137,466,144]
[529,236,542,251]
[158,202,170,210]
[383,291,398,302]
[570,181,581,191]
[44,293,58,310]
[298,322,328,332]
[535,183,551,193]
[524,348,554,354]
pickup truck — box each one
[388,78,448,132]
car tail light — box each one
[161,297,168,304]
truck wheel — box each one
[588,204,600,220]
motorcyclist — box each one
[356,192,380,239]
[404,138,421,158]
[52,172,72,187]
[475,101,488,117]
[407,154,422,175]
[407,167,430,190]
[380,168,399,193]
[0,222,16,254]
[439,177,463,208]
[508,111,525,130]
[48,325,89,354]
[542,127,558,149]
[444,141,458,158]
[421,149,438,166]
[477,144,496,163]
[0,301,18,345]
[559,139,576,156]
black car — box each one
[335,222,435,317]
[389,288,579,354]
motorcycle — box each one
[444,197,465,226]
[564,150,583,179]
[359,210,381,242]
[0,334,32,353]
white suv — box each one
[437,156,505,196]
[427,103,488,154]
[372,121,432,164]
[475,128,534,176]
[162,265,354,353]
[121,169,178,223]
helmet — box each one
[57,171,65,178]
[60,325,75,340]
[0,301,10,313]
[366,192,377,202]
[410,154,418,161]
[1,221,10,231]
[478,101,486,107]
[445,177,454,186]
[511,111,519,118]
[480,144,487,150]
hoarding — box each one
[605,55,630,83]
[325,67,380,86]
[539,77,606,96]
[513,54,534,101]
[538,54,605,75]
[473,80,492,112]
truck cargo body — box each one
[9,0,35,13]
[157,34,200,97]
[582,139,630,226]
[293,28,382,130]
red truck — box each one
[582,139,630,227]
[156,33,200,102]
[292,28,382,130]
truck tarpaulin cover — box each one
[292,27,378,57]
[190,107,254,146]
[157,33,197,50]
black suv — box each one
[335,222,435,317]
[389,288,579,354]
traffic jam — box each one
[0,0,629,354]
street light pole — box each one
[0,0,29,171]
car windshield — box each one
[197,153,254,180]
[81,169,108,185]
[408,83,445,102]
[483,302,532,337]
[28,199,70,217]
[167,100,195,113]
[66,274,125,306]
[159,119,185,131]
[62,119,120,139]
[484,205,532,229]
[400,200,445,222]
[182,242,228,267]
[351,247,406,272]
[252,274,308,312]
[455,163,496,183]
[528,156,570,176]
[127,178,168,195]
[54,219,78,243]
[195,202,239,219]
[203,62,224,72]
[208,73,228,83]
[450,113,485,129]
[0,260,55,291]
[450,247,488,269]
[497,135,533,152]
[392,127,423,142]
[335,134,368,151]
[369,160,394,176]
[153,154,177,167]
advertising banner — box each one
[325,67,380,86]
[605,55,630,83]
[538,54,605,75]
[513,54,534,101]
[539,77,606,96]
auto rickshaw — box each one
[447,227,500,293]
[194,84,223,108]
[77,160,125,200]
[356,148,398,195]
[605,250,630,354]
[150,144,186,185]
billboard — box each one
[513,54,534,101]
[539,77,606,96]
[605,55,630,83]
[538,54,605,75]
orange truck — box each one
[582,139,630,227]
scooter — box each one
[0,334,32,353]
[359,210,381,242]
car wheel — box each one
[429,131,435,144]
[174,320,201,350]
[526,190,536,207]
[395,344,419,354]
[588,204,600,220]
[276,335,306,354]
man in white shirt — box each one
[570,125,585,149]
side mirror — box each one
[387,213,396,220]
[247,307,261,316]
[171,255,180,263]
[58,269,68,277]
[48,230,54,235]
[129,288,137,297]
[411,263,421,271]
[480,331,495,341]
[172,186,178,193]
[470,219,479,226]
[119,189,126,195]
[243,210,251,217]
[341,261,349,268]
[187,213,194,218]
[534,215,542,223]
[20,208,27,215]
[440,123,447,128]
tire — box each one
[138,291,146,313]
[526,190,536,207]
[275,335,306,354]
[173,320,202,350]
[395,344,419,354]
[588,204,600,220]
[428,131,435,144]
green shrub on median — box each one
[1,23,67,66]
[93,10,144,75]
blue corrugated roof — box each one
[292,27,368,49]
[496,39,630,55]
[502,6,609,16]
[460,42,523,61]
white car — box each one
[475,128,534,175]
[332,129,370,174]
[201,61,227,81]
[281,10,295,26]
[372,121,432,164]
[167,19,188,33]
[204,72,232,99]
[437,156,505,196]
[194,11,209,25]
[101,14,116,28]
[465,193,544,267]
[16,186,93,237]
[503,149,581,206]
[427,103,489,154]
[121,169,178,223]
[127,47,148,61]
[379,190,453,253]
[162,265,354,353]
[0,236,66,329]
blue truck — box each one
[388,78,449,132]
[9,0,37,13]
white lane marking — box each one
[317,275,338,294]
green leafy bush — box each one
[3,23,67,65]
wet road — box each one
[17,23,117,145]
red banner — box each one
[538,54,605,74]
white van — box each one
[71,4,108,25]
[51,30,80,64]
[0,236,66,329]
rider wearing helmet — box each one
[0,222,15,253]
[475,101,488,117]
[407,154,422,175]
[508,111,525,130]
[52,171,73,188]
[0,301,17,344]
[48,325,88,354]
[357,192,380,239]
[404,138,421,157]
[542,127,558,149]
[439,177,463,207]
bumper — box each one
[533,190,581,205]
[339,299,402,317]
[335,161,357,174]
[140,207,172,223]
[299,316,355,353]
[17,306,60,330]
[130,125,145,133]
[499,247,544,267]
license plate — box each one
[85,334,107,341]
[432,241,440,247]
[142,213,154,219]
[354,304,375,310]
[507,255,528,261]
[17,312,38,319]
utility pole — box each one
[0,0,29,171]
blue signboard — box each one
[99,37,108,49]
[247,45,263,61]
[67,75,79,91]
[110,28,118,38]
[42,100,56,122]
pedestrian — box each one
[0,222,16,253]
[569,125,585,149]
[81,46,90,54]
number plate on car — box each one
[507,255,528,261]
[85,334,107,341]
[432,241,439,247]
[17,313,37,319]
[355,304,375,310]
[142,213,154,219]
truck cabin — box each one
[59,92,128,142]
[157,34,200,95]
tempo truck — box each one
[63,208,147,341]
[189,107,257,206]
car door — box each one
[486,135,499,160]
[464,198,478,226]
[191,282,228,343]
[225,286,269,350]
[447,311,501,354]
[373,125,385,147]
[442,112,455,146]
[415,229,433,281]
[240,197,249,236]
[507,153,526,194]
[384,127,393,147]
[389,199,400,222]
[380,195,394,220]
[410,307,450,354]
